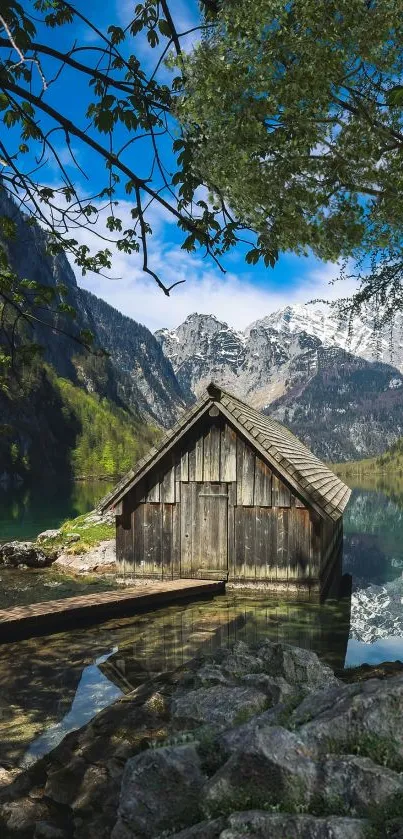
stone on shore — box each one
[36,529,62,542]
[171,685,269,730]
[256,640,340,690]
[293,672,403,758]
[218,812,368,839]
[54,539,116,573]
[203,726,318,813]
[0,541,54,568]
[112,744,205,839]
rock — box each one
[256,640,340,691]
[195,664,232,687]
[85,509,115,526]
[112,744,204,838]
[221,811,368,838]
[0,765,20,787]
[320,754,403,813]
[171,685,268,729]
[290,682,358,728]
[217,705,290,756]
[240,673,295,704]
[1,796,49,832]
[0,541,54,568]
[54,540,116,573]
[64,532,81,543]
[220,651,265,679]
[203,726,318,812]
[36,529,62,542]
[170,818,226,838]
[295,673,403,757]
[34,823,68,838]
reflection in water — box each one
[0,590,351,769]
[0,480,113,543]
[2,475,403,769]
[343,480,403,659]
[24,650,122,766]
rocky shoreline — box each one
[0,510,116,576]
[1,640,403,838]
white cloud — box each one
[12,183,359,334]
[73,201,359,332]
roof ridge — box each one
[101,382,351,520]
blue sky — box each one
[10,1,358,332]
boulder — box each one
[170,818,226,838]
[256,641,339,691]
[203,726,318,812]
[36,529,62,542]
[171,685,268,730]
[220,811,368,838]
[217,704,290,757]
[112,744,205,838]
[34,823,68,838]
[83,509,115,527]
[54,540,116,573]
[240,673,296,704]
[1,796,50,832]
[0,541,54,568]
[295,673,403,758]
[64,532,81,543]
[194,664,232,687]
[320,754,403,813]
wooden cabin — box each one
[101,383,351,597]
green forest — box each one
[53,376,159,480]
[0,362,160,484]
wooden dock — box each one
[0,579,225,642]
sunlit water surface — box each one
[0,474,402,769]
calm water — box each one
[0,480,113,543]
[0,474,403,769]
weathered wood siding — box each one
[117,413,338,590]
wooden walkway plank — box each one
[0,579,225,642]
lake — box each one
[0,480,113,543]
[0,474,403,769]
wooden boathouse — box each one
[101,383,351,596]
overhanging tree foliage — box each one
[179,0,403,318]
[0,0,230,380]
[1,0,403,385]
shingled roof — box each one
[100,382,351,521]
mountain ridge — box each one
[155,309,403,460]
[0,188,188,427]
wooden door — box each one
[181,483,228,579]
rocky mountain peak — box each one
[155,304,403,460]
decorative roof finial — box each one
[207,382,221,400]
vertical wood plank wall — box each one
[117,415,336,586]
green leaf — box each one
[245,248,261,265]
[158,19,172,37]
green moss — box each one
[40,511,115,554]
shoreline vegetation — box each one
[332,436,403,479]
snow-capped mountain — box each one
[155,304,403,406]
[155,306,403,460]
[155,311,323,407]
[248,302,403,371]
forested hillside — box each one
[0,363,159,486]
[335,437,403,478]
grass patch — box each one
[326,733,403,774]
[39,512,114,555]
